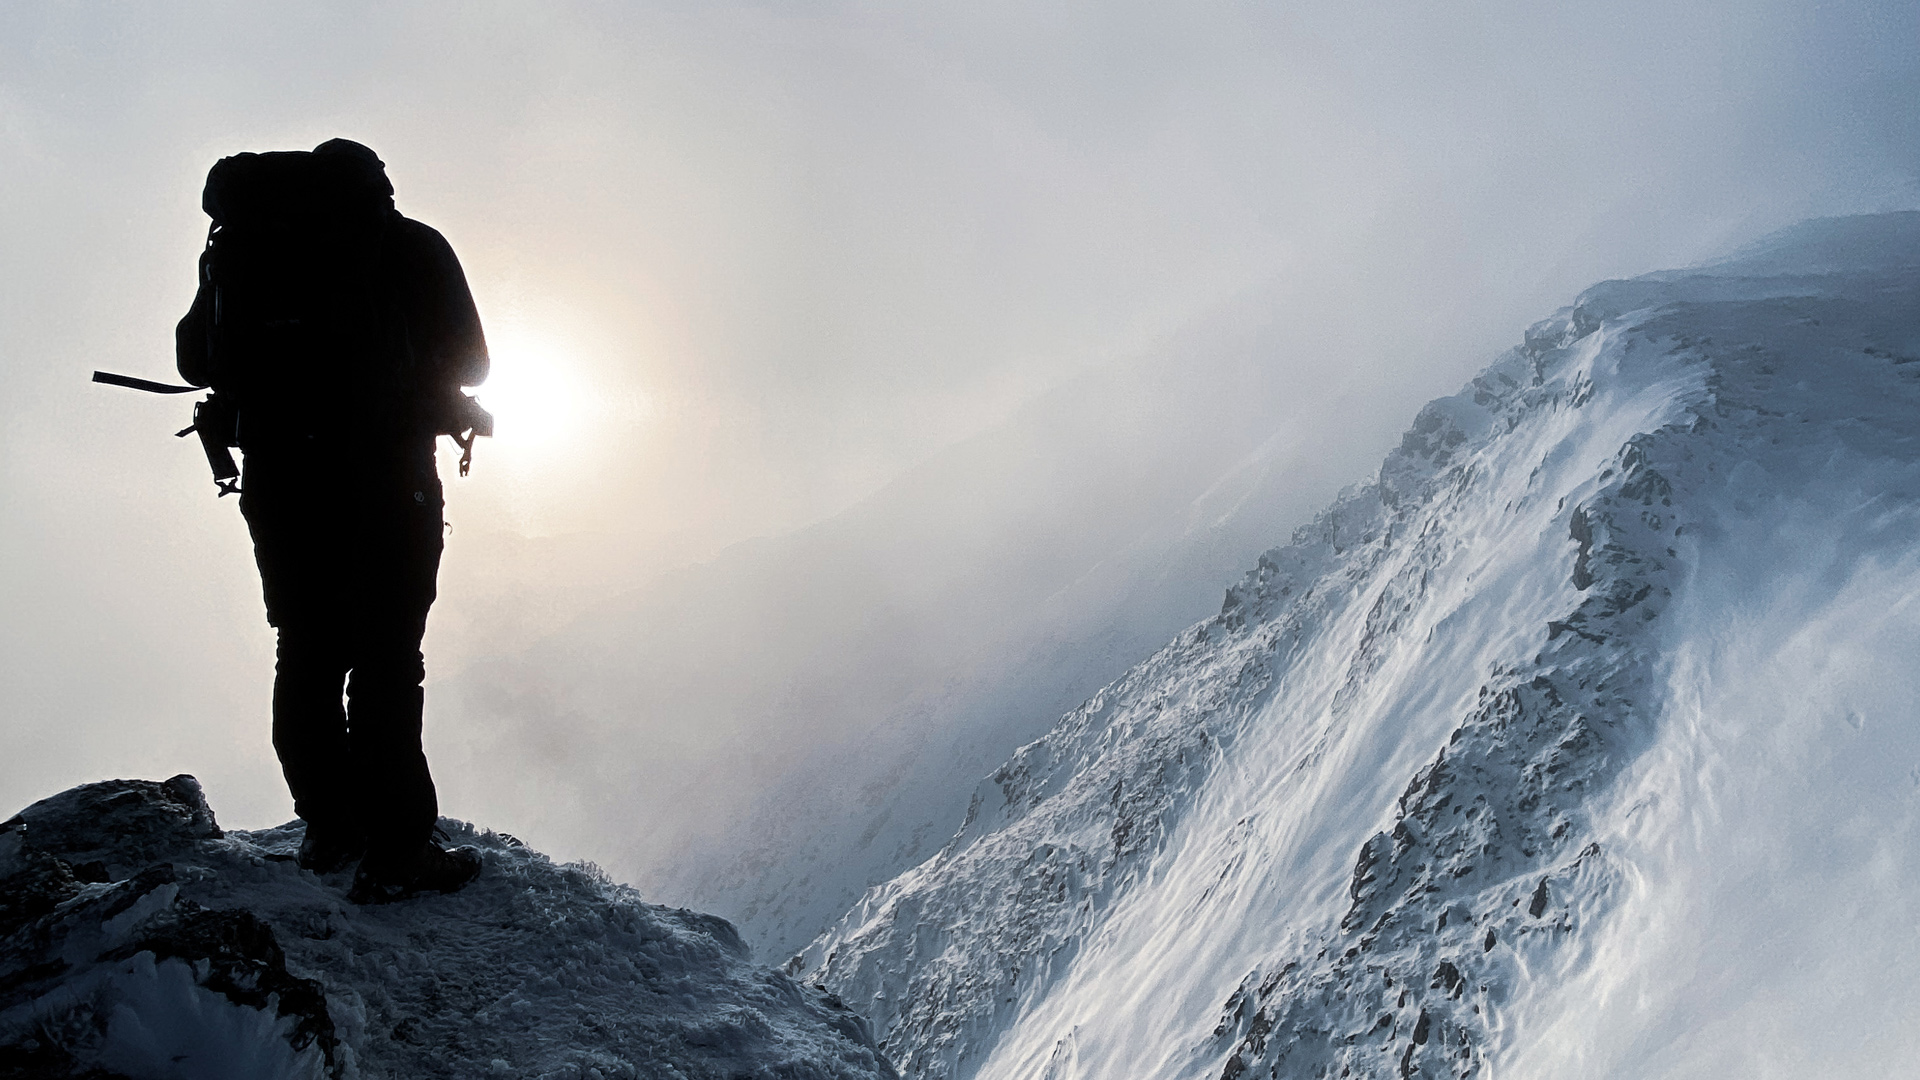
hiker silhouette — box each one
[176,138,489,901]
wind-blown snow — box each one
[799,212,1920,1079]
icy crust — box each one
[801,217,1920,1080]
[0,778,897,1080]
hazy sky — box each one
[3,1,1917,838]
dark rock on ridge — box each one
[0,777,897,1080]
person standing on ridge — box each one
[175,138,489,903]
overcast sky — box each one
[3,1,1917,836]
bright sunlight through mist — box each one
[477,329,596,453]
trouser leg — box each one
[348,634,438,864]
[347,455,445,868]
[271,627,355,830]
[244,458,358,834]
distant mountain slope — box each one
[0,776,894,1080]
[435,299,1399,961]
[800,213,1920,1079]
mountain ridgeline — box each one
[798,213,1920,1079]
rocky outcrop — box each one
[0,776,897,1080]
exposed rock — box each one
[0,778,897,1080]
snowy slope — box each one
[435,308,1382,963]
[0,776,896,1080]
[799,212,1920,1079]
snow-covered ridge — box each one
[800,212,1920,1079]
[0,776,897,1080]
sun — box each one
[469,328,595,454]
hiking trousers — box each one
[238,438,444,865]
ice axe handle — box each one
[189,396,241,497]
[92,371,203,394]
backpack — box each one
[194,141,400,401]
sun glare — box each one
[471,330,597,454]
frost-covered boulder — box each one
[0,776,897,1080]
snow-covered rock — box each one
[0,776,896,1080]
[799,212,1920,1079]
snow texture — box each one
[0,776,896,1080]
[800,212,1920,1079]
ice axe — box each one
[92,370,241,496]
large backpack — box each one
[194,141,403,405]
[99,141,490,493]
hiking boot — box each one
[347,841,481,904]
[297,821,368,874]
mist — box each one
[4,2,1916,954]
